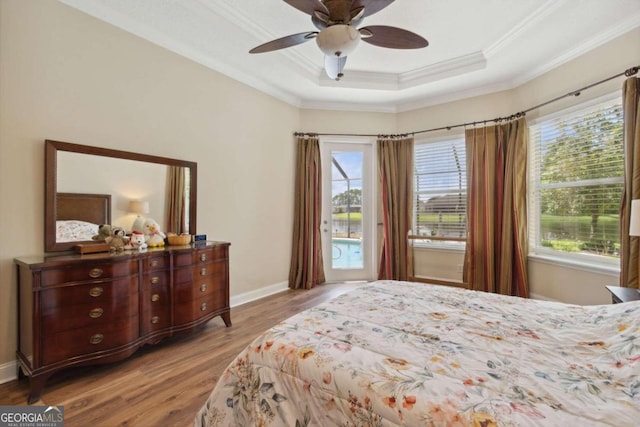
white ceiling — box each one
[60,0,640,113]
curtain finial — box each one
[625,66,639,77]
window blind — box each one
[528,97,624,259]
[413,138,466,243]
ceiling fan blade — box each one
[249,32,318,54]
[283,0,328,16]
[359,25,428,49]
[352,0,395,18]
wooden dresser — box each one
[15,241,230,403]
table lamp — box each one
[129,200,149,233]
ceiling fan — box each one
[249,0,429,81]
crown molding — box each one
[484,0,563,58]
[396,80,515,113]
[512,10,640,87]
[317,51,486,91]
[399,52,486,89]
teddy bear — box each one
[92,224,112,242]
[143,218,166,248]
[125,230,147,251]
[105,226,129,252]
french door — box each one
[320,139,375,282]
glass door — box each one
[321,140,375,282]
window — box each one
[413,137,467,246]
[528,95,624,264]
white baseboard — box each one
[0,360,18,384]
[230,281,289,308]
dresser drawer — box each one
[144,271,169,287]
[147,255,169,271]
[173,260,226,285]
[174,273,224,303]
[173,246,227,267]
[173,293,225,325]
[40,277,138,312]
[41,316,139,365]
[41,259,138,287]
[41,291,139,334]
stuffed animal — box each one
[106,226,128,252]
[92,224,112,241]
[131,216,145,234]
[125,230,147,251]
[143,218,166,248]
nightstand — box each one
[606,285,640,304]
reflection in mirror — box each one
[166,166,190,235]
[45,140,197,252]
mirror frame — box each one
[45,139,197,252]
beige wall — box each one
[0,1,298,368]
[1,0,638,376]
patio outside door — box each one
[321,140,375,282]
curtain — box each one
[289,136,325,289]
[464,118,529,297]
[620,77,640,289]
[377,136,414,281]
[166,166,186,234]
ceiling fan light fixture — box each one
[324,55,347,81]
[316,24,360,57]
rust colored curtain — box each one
[377,136,414,281]
[289,136,325,289]
[464,118,529,297]
[620,76,640,289]
[166,166,186,234]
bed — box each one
[195,280,640,426]
[55,192,111,242]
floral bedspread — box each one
[195,280,640,426]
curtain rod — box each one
[294,65,639,139]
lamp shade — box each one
[316,24,360,57]
[129,200,149,215]
[630,199,640,236]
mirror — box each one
[45,140,197,252]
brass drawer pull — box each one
[151,276,160,284]
[89,308,104,319]
[200,302,207,311]
[89,334,104,345]
[150,260,159,267]
[200,253,207,262]
[200,268,207,276]
[151,316,159,324]
[200,283,207,292]
[151,293,160,302]
[89,268,104,278]
[89,287,104,297]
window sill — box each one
[412,244,465,254]
[528,253,620,276]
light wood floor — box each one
[0,281,363,426]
